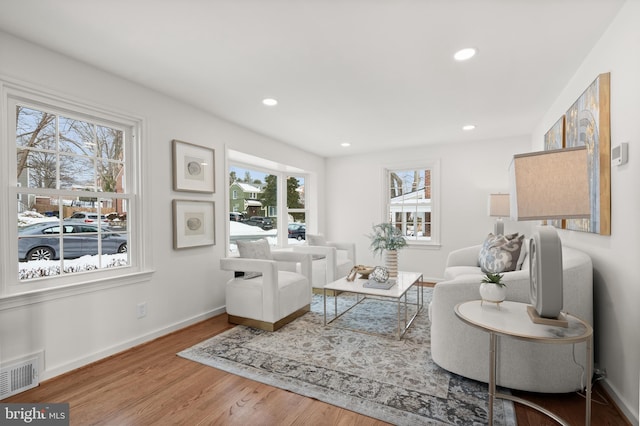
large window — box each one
[386,161,439,246]
[3,86,143,294]
[228,154,308,253]
[228,165,278,252]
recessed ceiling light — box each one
[462,124,476,131]
[341,142,351,147]
[454,48,477,61]
[262,98,278,106]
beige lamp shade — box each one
[509,146,590,221]
[488,193,510,217]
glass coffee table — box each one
[323,271,423,340]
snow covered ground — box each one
[229,221,305,252]
[19,254,128,280]
[18,210,59,226]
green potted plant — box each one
[367,223,407,278]
[479,272,507,305]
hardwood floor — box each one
[4,314,631,425]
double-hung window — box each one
[385,161,440,246]
[3,84,145,296]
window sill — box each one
[0,269,155,311]
[406,242,442,250]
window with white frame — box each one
[386,162,439,246]
[287,174,306,241]
[228,164,278,252]
[4,87,142,293]
[228,153,309,252]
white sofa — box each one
[430,243,593,393]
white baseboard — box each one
[600,378,638,425]
[41,306,226,381]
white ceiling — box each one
[0,0,625,157]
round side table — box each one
[455,300,593,425]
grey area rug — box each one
[178,289,516,425]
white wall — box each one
[0,32,325,380]
[325,136,531,281]
[531,1,639,422]
[325,4,640,423]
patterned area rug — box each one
[178,289,516,425]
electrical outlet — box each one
[137,302,147,319]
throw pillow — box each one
[478,233,525,273]
[516,237,529,270]
[306,234,328,259]
[237,239,272,279]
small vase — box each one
[479,283,506,306]
[385,250,398,278]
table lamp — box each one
[509,146,590,326]
[488,193,510,235]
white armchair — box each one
[292,234,355,290]
[220,247,312,332]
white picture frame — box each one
[172,139,215,193]
[173,200,215,249]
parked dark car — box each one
[229,212,245,222]
[288,223,306,240]
[18,221,127,261]
[244,216,273,230]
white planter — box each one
[385,250,398,278]
[479,283,506,304]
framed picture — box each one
[172,139,215,193]
[564,73,611,235]
[544,115,565,151]
[173,200,215,249]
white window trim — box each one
[382,159,441,248]
[0,77,154,307]
[226,148,309,251]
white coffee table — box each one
[323,271,423,340]
[455,300,593,425]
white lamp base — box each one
[493,219,504,236]
[526,305,568,328]
[529,226,564,319]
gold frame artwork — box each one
[543,116,566,229]
[564,73,611,235]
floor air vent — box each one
[0,356,40,400]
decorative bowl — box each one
[355,265,375,278]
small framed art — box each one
[172,139,215,193]
[173,200,215,249]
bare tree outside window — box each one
[15,104,131,280]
